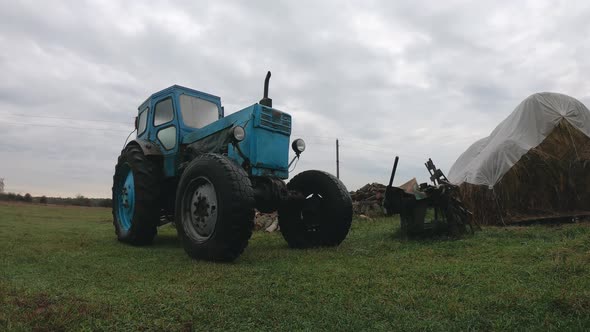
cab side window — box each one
[154,98,174,126]
[137,108,148,135]
[153,98,176,150]
[157,126,177,150]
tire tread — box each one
[112,144,160,245]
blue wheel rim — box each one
[116,164,135,232]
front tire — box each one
[279,170,353,248]
[112,144,160,245]
[175,154,255,261]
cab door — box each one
[149,95,179,177]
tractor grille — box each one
[259,108,291,134]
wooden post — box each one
[336,139,340,179]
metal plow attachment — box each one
[382,157,478,238]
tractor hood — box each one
[183,104,292,179]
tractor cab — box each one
[135,86,223,175]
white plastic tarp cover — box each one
[448,92,590,188]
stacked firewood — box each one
[254,211,279,232]
[349,183,387,217]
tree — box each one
[24,193,33,203]
[73,194,92,207]
[0,178,4,193]
[40,195,48,204]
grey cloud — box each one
[1,0,589,196]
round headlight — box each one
[232,126,245,142]
[291,138,306,154]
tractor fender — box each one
[127,139,163,157]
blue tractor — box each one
[112,72,353,261]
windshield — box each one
[179,95,219,128]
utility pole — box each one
[336,139,340,179]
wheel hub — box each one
[117,166,135,232]
[192,194,217,231]
[186,177,218,240]
[121,187,130,208]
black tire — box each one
[175,154,255,261]
[112,144,160,245]
[278,170,352,248]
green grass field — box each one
[1,202,589,331]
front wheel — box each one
[279,170,352,248]
[175,154,255,261]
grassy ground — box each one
[0,202,589,331]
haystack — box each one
[448,92,590,225]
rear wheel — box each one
[112,144,160,245]
[279,170,352,248]
[175,154,255,261]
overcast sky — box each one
[1,0,589,197]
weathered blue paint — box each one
[135,85,292,179]
[181,105,253,144]
[137,85,223,140]
[227,104,291,178]
[116,164,135,232]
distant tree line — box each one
[0,192,33,203]
[0,192,112,208]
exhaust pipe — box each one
[259,71,272,107]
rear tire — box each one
[112,144,160,245]
[278,170,352,248]
[175,154,255,261]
